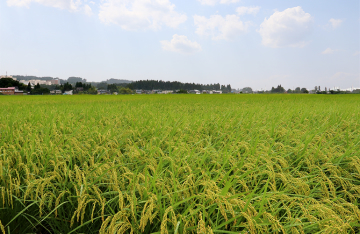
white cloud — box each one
[329,18,343,29]
[84,4,92,16]
[161,34,201,54]
[7,0,83,11]
[98,0,187,31]
[194,14,249,40]
[197,0,239,6]
[236,6,260,16]
[258,6,313,48]
[321,48,336,54]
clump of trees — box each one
[286,87,309,93]
[59,82,73,92]
[241,87,253,93]
[271,85,286,93]
[119,87,133,94]
[74,82,97,94]
[107,84,118,93]
[30,83,50,95]
[0,78,26,90]
[176,89,188,94]
[129,80,231,92]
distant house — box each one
[135,90,143,94]
[50,90,62,94]
[97,89,109,95]
[15,90,24,95]
[213,90,222,94]
[63,90,73,95]
[189,90,201,94]
[0,87,15,95]
[0,87,23,95]
[160,90,173,94]
[202,90,213,94]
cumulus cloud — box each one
[194,14,249,40]
[161,34,201,54]
[7,0,83,11]
[236,6,260,16]
[98,0,187,31]
[197,0,239,6]
[258,6,313,48]
[329,18,343,29]
[322,48,336,54]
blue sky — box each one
[1,0,359,90]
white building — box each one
[19,79,60,86]
[63,90,73,95]
[50,90,62,94]
[160,90,173,94]
[189,90,201,94]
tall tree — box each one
[27,82,32,92]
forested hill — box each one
[129,80,231,92]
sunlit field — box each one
[0,94,359,233]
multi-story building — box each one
[50,79,60,85]
[19,79,60,86]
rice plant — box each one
[0,94,359,233]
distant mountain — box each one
[105,78,132,84]
[67,77,87,83]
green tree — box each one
[27,82,32,92]
[107,84,118,93]
[119,87,133,94]
[271,85,285,93]
[30,87,50,95]
[60,82,73,92]
[87,86,97,94]
[0,78,26,90]
[301,88,309,93]
[226,84,232,92]
[242,87,253,93]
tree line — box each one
[122,80,232,92]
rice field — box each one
[0,94,359,234]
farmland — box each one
[0,94,359,233]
